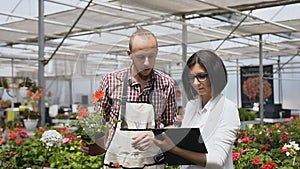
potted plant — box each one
[0,77,8,99]
[71,90,109,149]
[18,77,33,98]
[21,107,40,131]
[239,108,257,122]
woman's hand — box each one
[153,132,176,152]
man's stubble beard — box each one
[132,62,153,80]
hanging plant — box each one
[0,77,8,88]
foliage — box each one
[239,108,257,121]
[20,85,44,120]
[19,106,40,120]
[0,125,104,168]
[233,118,300,169]
[71,90,110,144]
[0,77,9,88]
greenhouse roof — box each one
[0,0,299,77]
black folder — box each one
[152,128,207,165]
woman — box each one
[154,50,240,169]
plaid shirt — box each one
[98,68,177,135]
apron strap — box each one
[120,70,129,129]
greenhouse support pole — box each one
[38,0,46,126]
[259,34,264,125]
[277,57,282,104]
[236,59,239,107]
[181,15,187,108]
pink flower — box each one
[232,152,239,161]
[238,148,246,154]
[63,129,73,135]
[63,135,75,144]
[281,134,289,141]
[20,131,29,138]
[266,128,272,136]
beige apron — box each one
[104,71,162,168]
[104,102,161,168]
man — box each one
[81,26,177,168]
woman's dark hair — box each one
[182,50,227,100]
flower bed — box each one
[0,113,298,168]
[0,126,104,168]
[233,118,300,168]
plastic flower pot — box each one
[23,119,38,131]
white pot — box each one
[23,119,39,131]
[18,87,28,98]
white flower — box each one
[40,130,63,148]
[282,140,299,157]
[290,141,299,151]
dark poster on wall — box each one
[240,65,274,108]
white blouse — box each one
[181,93,240,169]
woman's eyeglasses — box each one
[188,73,208,83]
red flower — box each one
[252,157,260,166]
[246,145,252,149]
[114,162,120,168]
[10,151,15,157]
[242,137,252,143]
[281,148,289,153]
[8,133,17,140]
[16,139,23,145]
[92,90,105,102]
[39,127,45,132]
[260,145,268,151]
[281,134,289,141]
[0,139,5,145]
[261,161,277,169]
[58,127,67,131]
[239,131,246,138]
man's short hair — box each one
[129,26,158,51]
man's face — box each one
[129,35,158,80]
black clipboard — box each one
[152,128,207,165]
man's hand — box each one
[131,132,154,151]
[81,137,105,156]
[153,132,176,151]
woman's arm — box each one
[169,145,207,167]
[153,132,207,167]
